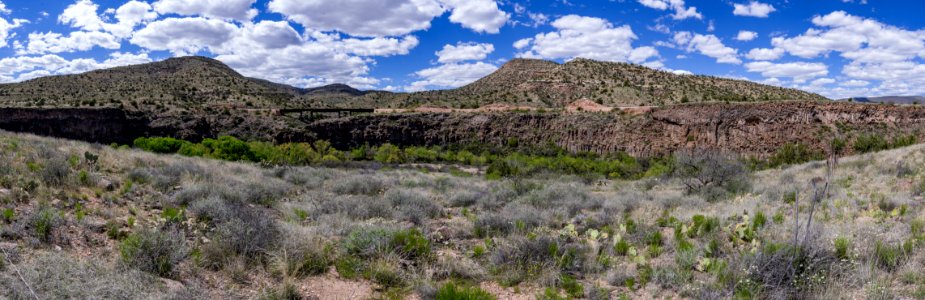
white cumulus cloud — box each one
[736,31,757,41]
[408,62,498,91]
[436,42,494,63]
[268,0,507,37]
[744,61,828,83]
[673,31,741,64]
[732,2,776,18]
[515,15,659,64]
[636,0,702,20]
[153,0,257,21]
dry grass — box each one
[1,130,924,299]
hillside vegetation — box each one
[354,58,827,108]
[0,57,826,112]
[1,130,924,299]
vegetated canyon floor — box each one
[1,130,925,299]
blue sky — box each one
[0,0,923,99]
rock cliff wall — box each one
[0,108,154,144]
[308,101,925,157]
[3,102,924,157]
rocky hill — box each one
[0,57,315,113]
[0,56,827,112]
[344,58,829,108]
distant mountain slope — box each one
[328,58,828,108]
[0,56,828,111]
[0,56,311,112]
[841,96,925,104]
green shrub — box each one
[873,241,903,271]
[560,274,584,298]
[614,239,631,256]
[30,207,61,243]
[390,228,431,260]
[752,211,767,229]
[436,282,496,300]
[334,256,362,279]
[374,144,404,164]
[343,227,431,261]
[891,134,917,148]
[119,227,188,277]
[2,208,14,223]
[365,259,404,288]
[203,136,256,162]
[645,231,664,248]
[768,143,822,167]
[834,237,851,259]
[178,143,210,157]
[854,134,889,153]
[133,137,188,154]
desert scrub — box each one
[330,174,386,195]
[435,282,496,300]
[673,149,751,201]
[271,236,334,278]
[384,189,443,224]
[40,156,71,186]
[343,226,432,261]
[0,254,176,299]
[489,236,588,285]
[873,241,905,271]
[202,208,281,268]
[28,206,62,243]
[119,227,188,278]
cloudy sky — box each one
[0,0,922,98]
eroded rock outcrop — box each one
[309,101,925,157]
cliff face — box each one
[0,108,154,144]
[309,101,925,157]
[3,101,924,157]
[0,108,304,145]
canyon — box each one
[3,101,923,158]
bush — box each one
[330,174,385,195]
[374,143,404,164]
[891,134,917,149]
[119,227,188,278]
[0,254,171,299]
[745,241,842,298]
[768,143,822,167]
[853,134,889,153]
[834,237,850,259]
[490,236,587,277]
[474,213,513,238]
[365,258,404,287]
[673,149,750,201]
[203,136,256,162]
[40,157,71,186]
[436,282,496,300]
[873,241,904,271]
[343,226,432,261]
[133,137,188,154]
[560,274,585,298]
[384,189,442,224]
[202,207,280,268]
[273,238,333,278]
[29,206,61,243]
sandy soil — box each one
[300,272,375,300]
